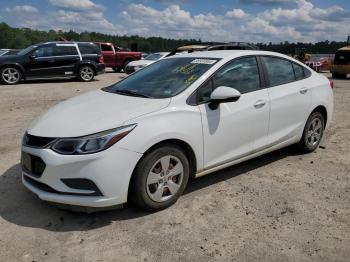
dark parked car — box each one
[0,49,21,56]
[0,42,105,85]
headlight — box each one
[134,65,145,70]
[51,124,136,155]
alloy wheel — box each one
[306,117,323,147]
[80,66,94,81]
[146,155,184,202]
[2,68,20,84]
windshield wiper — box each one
[114,89,153,98]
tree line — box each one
[0,22,347,54]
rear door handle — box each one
[254,100,266,109]
[300,87,308,94]
[48,59,55,63]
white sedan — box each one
[125,52,169,74]
[21,50,333,211]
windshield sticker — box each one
[191,59,217,65]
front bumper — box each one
[21,144,142,208]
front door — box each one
[25,44,56,79]
[197,56,270,169]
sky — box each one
[0,0,349,43]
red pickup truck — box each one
[95,42,142,72]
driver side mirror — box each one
[209,86,241,110]
[29,54,36,60]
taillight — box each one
[329,79,334,88]
[99,56,104,64]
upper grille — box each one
[23,133,57,148]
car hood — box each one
[0,54,22,63]
[128,60,154,67]
[28,89,170,138]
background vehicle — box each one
[0,42,105,85]
[95,42,142,73]
[125,52,169,74]
[21,50,333,211]
[167,42,259,57]
[330,45,350,79]
[0,49,20,56]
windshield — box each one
[18,45,37,56]
[0,50,6,56]
[144,53,163,61]
[104,57,219,98]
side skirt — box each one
[194,136,298,178]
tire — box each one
[129,144,190,211]
[78,65,95,82]
[123,60,132,73]
[297,111,324,153]
[112,67,121,73]
[332,72,346,79]
[0,66,22,85]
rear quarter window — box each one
[78,43,101,55]
[263,56,296,87]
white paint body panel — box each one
[22,50,334,208]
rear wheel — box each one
[78,65,95,82]
[1,67,22,85]
[297,112,324,153]
[129,145,189,211]
[332,72,346,79]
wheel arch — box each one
[311,105,328,127]
[127,138,198,202]
[0,63,25,77]
[78,62,97,75]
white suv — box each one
[21,50,333,211]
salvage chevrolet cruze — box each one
[21,50,333,211]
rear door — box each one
[261,56,312,146]
[51,44,81,77]
[100,43,115,67]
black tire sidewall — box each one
[130,145,190,211]
[300,112,324,152]
[1,67,21,85]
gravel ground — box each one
[0,70,349,262]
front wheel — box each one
[78,65,95,82]
[332,72,346,79]
[1,67,22,85]
[297,112,324,153]
[112,67,121,73]
[129,145,190,211]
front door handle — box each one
[254,100,266,109]
[48,59,55,63]
[300,87,308,94]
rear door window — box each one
[263,57,295,87]
[54,45,78,56]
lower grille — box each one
[24,176,103,197]
[21,152,46,177]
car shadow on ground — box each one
[0,146,299,232]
